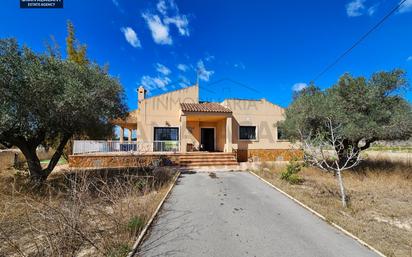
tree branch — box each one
[44,133,72,177]
[359,138,376,151]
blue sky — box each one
[1,0,412,110]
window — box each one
[239,126,257,140]
[277,127,287,140]
[154,127,179,141]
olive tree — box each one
[280,70,411,207]
[281,69,412,167]
[0,38,127,182]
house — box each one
[113,84,298,162]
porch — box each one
[112,110,137,144]
[180,102,233,153]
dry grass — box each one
[0,166,176,257]
[254,158,412,257]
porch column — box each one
[180,115,187,153]
[128,128,132,143]
[225,117,233,152]
[119,126,124,143]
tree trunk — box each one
[19,143,46,183]
[43,134,71,177]
[17,134,71,184]
[336,170,347,207]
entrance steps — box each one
[178,152,238,167]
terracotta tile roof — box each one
[180,103,232,113]
[111,110,138,125]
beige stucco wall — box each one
[222,99,292,150]
[185,119,227,151]
[137,85,199,146]
[216,119,226,151]
[135,86,292,152]
[186,121,200,148]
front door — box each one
[201,128,215,151]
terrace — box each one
[72,140,180,155]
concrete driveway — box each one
[137,171,378,257]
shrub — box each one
[0,167,175,256]
[152,166,174,187]
[281,157,303,184]
[127,216,144,235]
[108,243,131,257]
[135,179,148,192]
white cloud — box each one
[140,62,173,91]
[177,63,189,72]
[367,4,378,16]
[155,63,171,75]
[156,0,167,15]
[142,13,172,45]
[234,62,246,70]
[156,0,178,15]
[111,0,125,13]
[178,75,191,88]
[399,0,412,13]
[292,83,308,91]
[407,56,412,61]
[346,0,366,17]
[164,16,190,36]
[120,27,141,48]
[346,0,379,17]
[141,75,171,91]
[142,0,189,45]
[204,53,215,62]
[197,60,214,82]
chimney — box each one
[138,86,146,104]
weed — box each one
[256,156,412,257]
[135,179,148,191]
[0,166,175,257]
[280,157,303,184]
[152,166,174,186]
[108,243,131,257]
[127,216,144,235]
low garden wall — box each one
[0,150,19,170]
[0,148,54,171]
[68,153,181,168]
[236,149,303,162]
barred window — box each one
[154,127,179,141]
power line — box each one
[311,0,408,83]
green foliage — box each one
[0,38,127,181]
[108,244,131,257]
[134,179,148,191]
[66,20,89,65]
[280,70,412,158]
[127,216,144,234]
[280,158,303,184]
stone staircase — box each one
[178,152,238,167]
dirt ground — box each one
[253,159,412,257]
[0,166,175,257]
